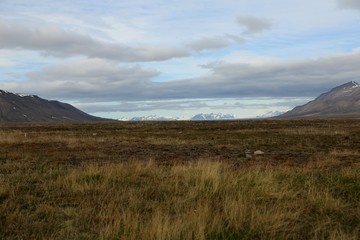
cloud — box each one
[27,58,159,83]
[1,58,160,100]
[338,0,360,10]
[2,49,360,102]
[153,49,360,100]
[185,16,269,53]
[187,34,246,52]
[74,99,209,113]
[225,34,246,44]
[237,16,272,35]
[0,19,189,62]
[187,37,230,52]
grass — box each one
[0,119,359,239]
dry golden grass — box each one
[1,159,359,240]
[0,120,359,239]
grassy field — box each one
[0,119,359,239]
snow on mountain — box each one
[191,113,236,120]
[256,111,285,118]
[130,115,180,121]
[16,93,36,98]
[350,81,359,88]
[117,118,130,121]
[0,90,36,98]
[119,113,237,121]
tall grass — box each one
[1,159,359,239]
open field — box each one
[0,119,359,239]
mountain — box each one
[279,81,360,118]
[0,90,107,122]
[191,113,236,120]
[256,111,285,118]
[117,117,130,121]
[130,115,180,121]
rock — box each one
[254,150,265,155]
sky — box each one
[0,0,360,119]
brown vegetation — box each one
[0,119,359,239]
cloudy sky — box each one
[1,0,360,119]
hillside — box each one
[0,90,107,122]
[280,81,360,118]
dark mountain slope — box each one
[0,90,108,122]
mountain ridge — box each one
[279,81,360,118]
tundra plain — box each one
[0,119,359,239]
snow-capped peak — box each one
[351,81,359,88]
[0,90,36,97]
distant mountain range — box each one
[0,90,107,122]
[118,113,237,121]
[129,115,181,121]
[279,81,360,118]
[191,113,236,120]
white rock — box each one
[254,150,265,155]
